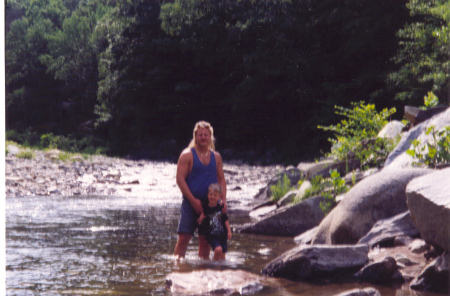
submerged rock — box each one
[410,252,450,294]
[262,244,369,282]
[354,256,401,284]
[166,269,264,295]
[334,287,381,296]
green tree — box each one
[389,0,450,105]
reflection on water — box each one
[6,195,437,295]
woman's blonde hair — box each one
[188,121,216,151]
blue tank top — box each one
[185,148,218,202]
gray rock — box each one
[239,195,326,237]
[294,226,318,245]
[395,254,419,267]
[354,256,400,284]
[377,120,404,139]
[294,180,312,201]
[276,190,298,207]
[334,287,381,296]
[385,107,450,169]
[303,159,360,180]
[394,236,415,247]
[6,145,20,156]
[410,252,450,294]
[406,168,450,251]
[254,168,303,200]
[357,211,419,248]
[312,168,431,245]
[166,269,264,295]
[262,244,369,281]
[404,105,448,126]
[409,239,431,254]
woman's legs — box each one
[198,235,210,259]
[174,232,192,259]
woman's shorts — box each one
[177,199,207,236]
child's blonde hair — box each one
[208,183,222,194]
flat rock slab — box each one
[166,269,264,295]
[357,211,419,248]
[262,244,369,282]
[239,195,325,236]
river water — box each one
[5,163,440,295]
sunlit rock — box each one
[385,107,450,169]
[377,120,404,139]
[166,269,264,295]
[406,168,450,251]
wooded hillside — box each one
[6,0,449,163]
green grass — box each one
[16,149,35,159]
[270,174,292,202]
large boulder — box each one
[239,195,326,236]
[262,244,369,282]
[166,270,264,295]
[311,168,431,245]
[357,211,419,248]
[406,168,450,251]
[384,107,450,169]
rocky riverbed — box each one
[5,147,282,204]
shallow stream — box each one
[5,162,440,295]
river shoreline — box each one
[5,148,282,204]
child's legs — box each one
[219,237,228,260]
[213,246,223,261]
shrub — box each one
[320,170,348,214]
[270,174,292,202]
[318,101,396,168]
[295,170,348,215]
[407,125,450,168]
[420,91,439,110]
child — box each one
[197,183,232,261]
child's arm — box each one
[197,213,206,225]
[225,220,232,239]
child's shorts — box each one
[207,236,228,253]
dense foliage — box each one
[5,0,448,163]
[389,0,450,105]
